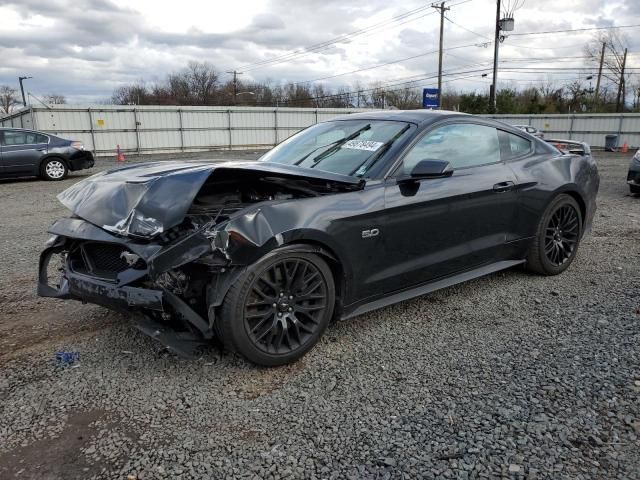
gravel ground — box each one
[0,151,638,480]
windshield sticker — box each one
[342,140,384,152]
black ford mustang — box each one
[38,111,599,366]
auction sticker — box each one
[343,140,384,151]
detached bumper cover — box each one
[38,245,163,312]
[68,275,163,311]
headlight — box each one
[104,210,164,238]
[128,211,164,237]
[633,150,640,162]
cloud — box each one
[0,0,636,103]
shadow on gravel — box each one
[0,410,108,479]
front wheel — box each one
[526,194,583,275]
[219,247,335,366]
[630,184,640,195]
[41,158,68,180]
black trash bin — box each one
[605,134,618,152]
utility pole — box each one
[616,48,627,112]
[227,70,242,105]
[489,0,501,113]
[594,41,605,107]
[432,2,449,108]
[18,76,32,107]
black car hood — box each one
[57,160,362,237]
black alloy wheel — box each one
[544,204,580,266]
[527,194,583,275]
[244,258,328,354]
[219,247,335,366]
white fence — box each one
[485,113,640,149]
[0,105,367,156]
[2,107,639,155]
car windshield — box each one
[260,120,412,177]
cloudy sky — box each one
[1,0,639,104]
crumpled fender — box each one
[210,204,352,278]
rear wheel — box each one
[630,184,640,194]
[41,158,68,180]
[526,194,582,275]
[219,247,335,366]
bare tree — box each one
[584,29,630,110]
[631,81,640,111]
[384,86,422,109]
[185,62,219,105]
[565,80,587,112]
[0,85,20,114]
[45,94,66,105]
[111,81,149,105]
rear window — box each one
[500,131,532,160]
[2,131,48,146]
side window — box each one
[3,131,47,145]
[398,123,500,175]
[3,131,28,146]
[500,131,532,160]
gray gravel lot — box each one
[0,151,638,479]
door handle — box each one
[493,181,515,193]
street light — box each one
[18,76,32,107]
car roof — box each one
[329,109,534,135]
[0,127,45,133]
[330,109,471,125]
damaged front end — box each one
[38,161,362,356]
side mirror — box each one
[399,159,453,183]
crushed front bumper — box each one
[37,221,223,357]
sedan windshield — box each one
[260,120,412,177]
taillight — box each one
[71,141,84,150]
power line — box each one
[444,15,492,40]
[236,5,438,72]
[236,0,476,73]
[510,23,640,37]
[291,41,487,86]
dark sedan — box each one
[38,111,599,366]
[0,128,94,180]
[628,149,640,194]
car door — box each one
[370,122,518,294]
[1,130,49,175]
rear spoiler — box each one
[545,139,591,156]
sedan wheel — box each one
[219,247,335,366]
[527,194,582,275]
[42,159,68,180]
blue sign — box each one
[423,88,440,109]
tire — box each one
[630,184,640,195]
[526,194,583,276]
[41,158,68,180]
[219,246,335,366]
